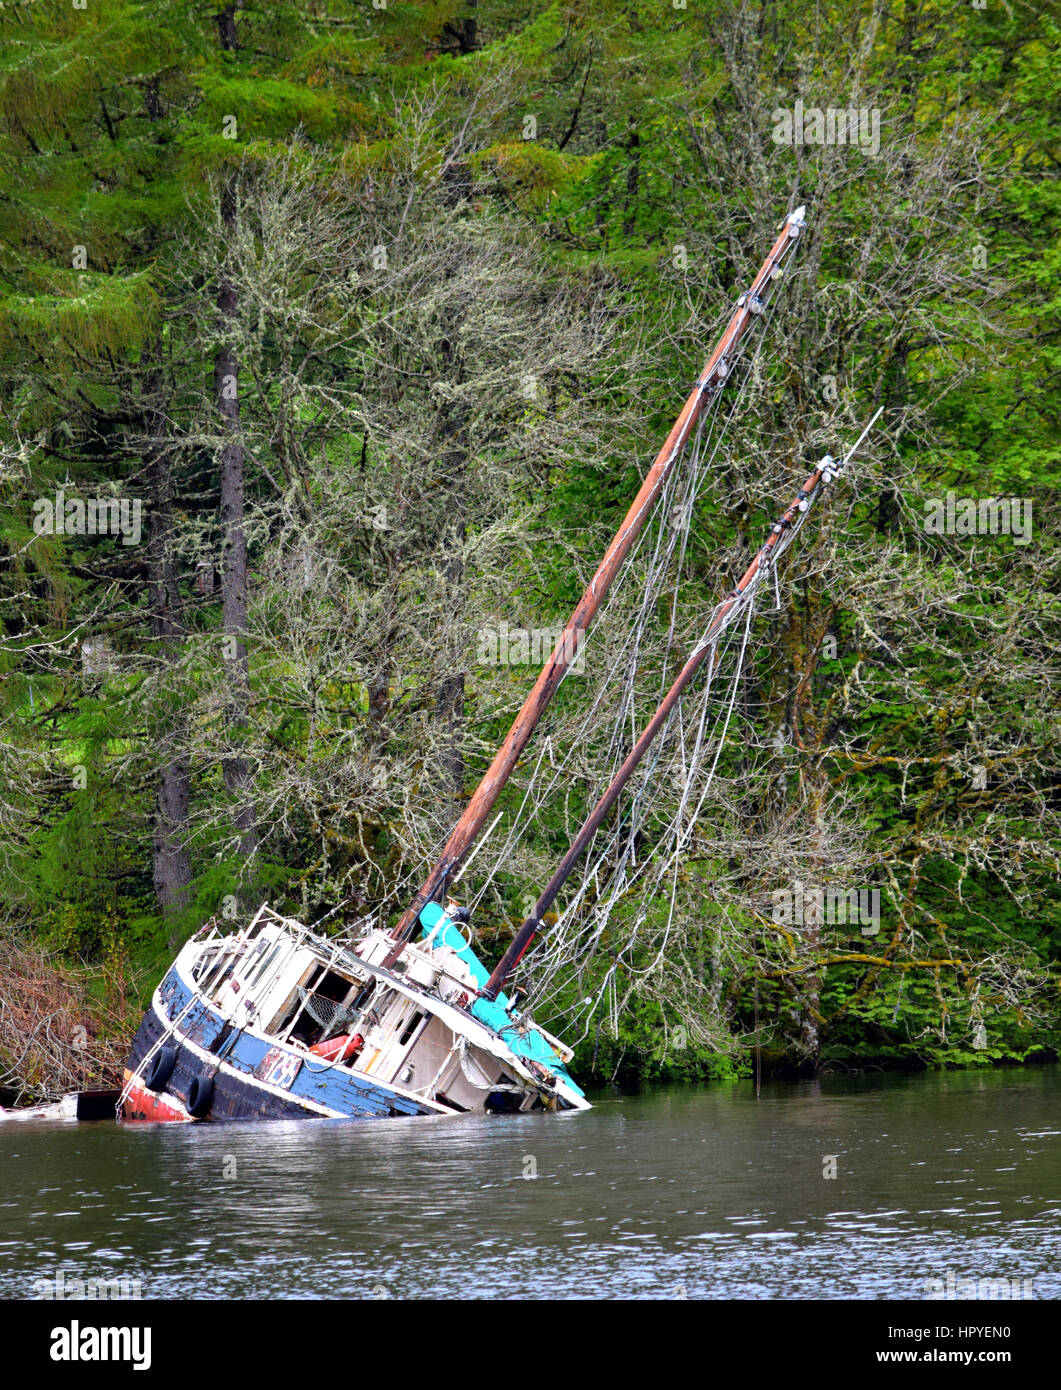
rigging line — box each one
[561,402,705,780]
[525,688,738,1012]
[452,808,506,888]
[618,457,692,761]
[622,584,761,969]
[538,293,776,678]
[530,609,749,957]
[657,412,712,698]
[462,388,770,901]
[525,593,762,1018]
[449,305,787,911]
[657,337,769,643]
[599,614,729,887]
[611,433,692,763]
[617,580,762,913]
[639,619,728,878]
[595,353,775,789]
[465,434,707,871]
[599,312,773,738]
[580,274,784,584]
[571,626,741,930]
[465,556,685,907]
[464,726,584,913]
[512,300,776,786]
[528,440,847,1021]
[465,692,623,913]
[562,369,722,673]
[575,653,734,911]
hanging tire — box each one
[144,1046,177,1093]
[187,1074,214,1120]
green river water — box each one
[2,1067,1058,1300]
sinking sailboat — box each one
[120,205,859,1123]
[119,901,586,1119]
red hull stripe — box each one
[121,1070,190,1123]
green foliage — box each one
[0,0,1057,1083]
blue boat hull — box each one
[121,965,435,1123]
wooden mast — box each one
[384,207,807,961]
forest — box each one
[0,0,1058,1103]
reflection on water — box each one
[2,1067,1059,1299]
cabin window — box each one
[242,937,269,972]
[399,1011,426,1047]
[247,943,283,989]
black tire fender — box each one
[144,1046,177,1093]
[187,1074,215,1120]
